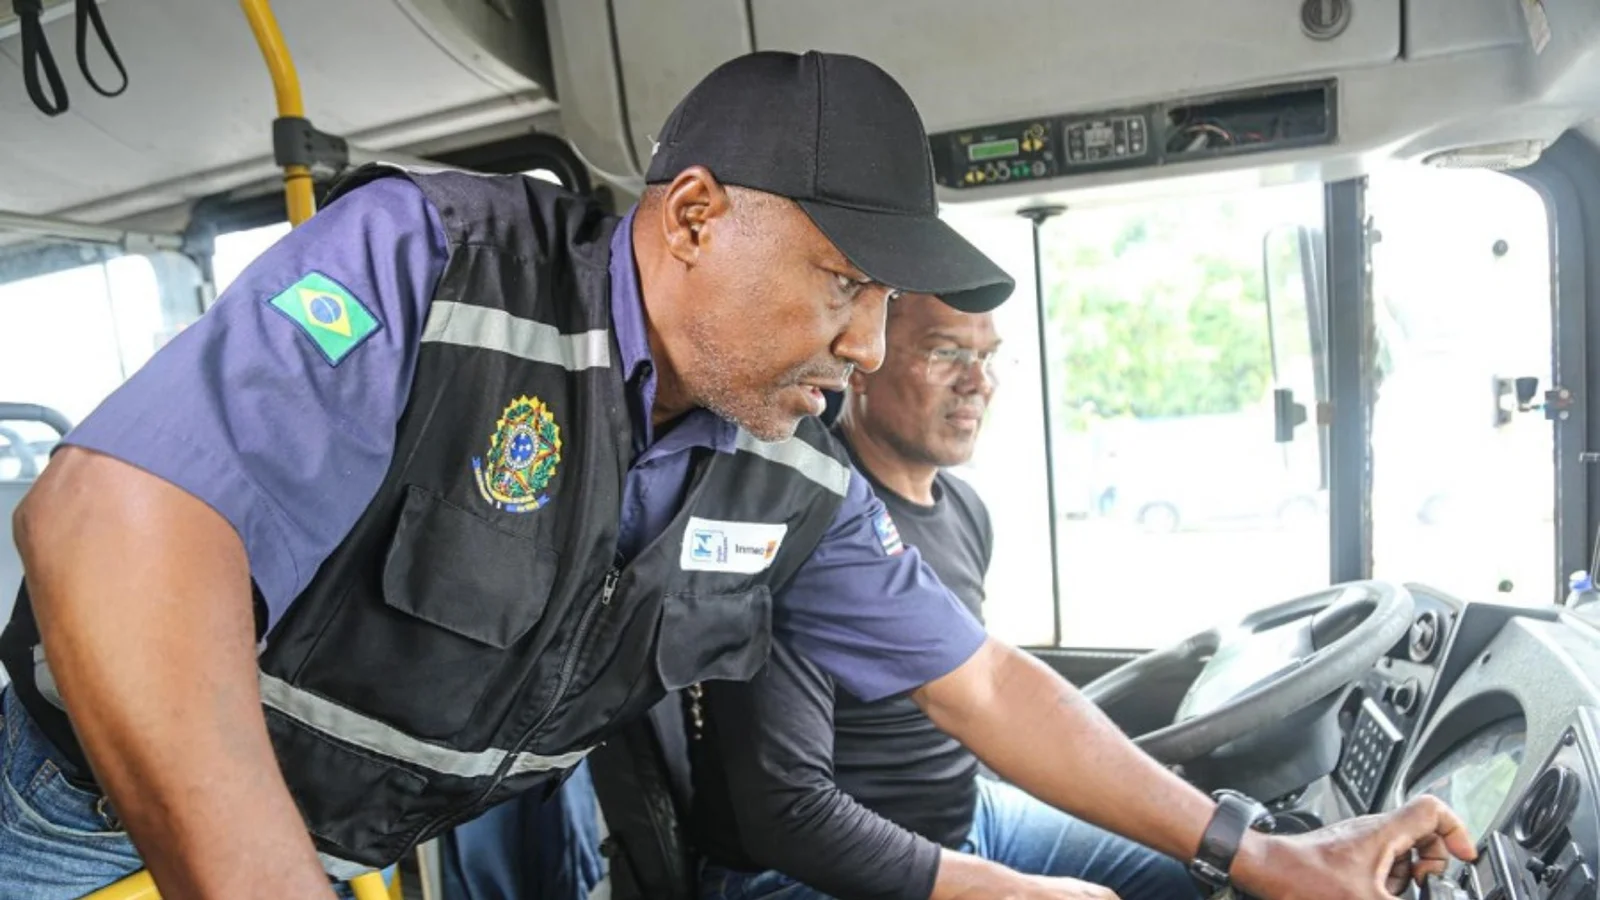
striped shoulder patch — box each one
[873,508,905,556]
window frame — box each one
[1512,137,1595,596]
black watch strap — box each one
[1190,790,1273,893]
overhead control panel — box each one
[932,79,1337,190]
[947,120,1057,187]
[1063,112,1150,169]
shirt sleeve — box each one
[702,639,941,900]
[774,470,987,703]
[60,178,448,630]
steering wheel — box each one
[1082,580,1414,766]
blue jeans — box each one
[0,685,141,900]
[0,686,372,899]
[702,777,1200,900]
[439,760,606,900]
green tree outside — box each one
[1041,199,1315,434]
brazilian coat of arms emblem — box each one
[472,395,562,513]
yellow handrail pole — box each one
[81,870,159,900]
[239,0,316,226]
[350,871,393,900]
[86,867,397,900]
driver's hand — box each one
[1239,795,1477,898]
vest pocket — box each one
[383,485,559,649]
[654,587,773,691]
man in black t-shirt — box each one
[690,295,1200,900]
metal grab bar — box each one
[0,402,72,437]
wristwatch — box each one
[1190,790,1276,894]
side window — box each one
[947,184,1331,648]
[214,222,293,294]
[1366,167,1555,603]
[0,253,201,428]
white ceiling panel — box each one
[0,0,549,218]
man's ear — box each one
[660,166,729,266]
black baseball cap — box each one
[645,50,1015,313]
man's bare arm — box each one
[16,447,331,898]
[912,640,1215,867]
[912,638,1475,900]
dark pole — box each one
[1324,180,1373,584]
[1020,204,1067,646]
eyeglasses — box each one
[922,347,1009,387]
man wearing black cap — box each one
[3,51,1469,900]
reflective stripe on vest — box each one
[735,430,851,497]
[258,673,591,780]
[422,301,611,371]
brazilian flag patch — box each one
[267,272,380,366]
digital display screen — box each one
[967,139,1020,162]
[1409,717,1526,841]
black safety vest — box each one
[2,165,850,876]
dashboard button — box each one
[1393,679,1421,715]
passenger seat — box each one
[0,404,71,688]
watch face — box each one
[1216,790,1274,828]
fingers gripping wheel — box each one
[1083,581,1415,766]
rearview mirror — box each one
[1262,223,1330,486]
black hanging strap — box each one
[12,0,130,117]
[75,0,126,98]
[14,0,69,117]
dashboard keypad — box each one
[1337,699,1402,810]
